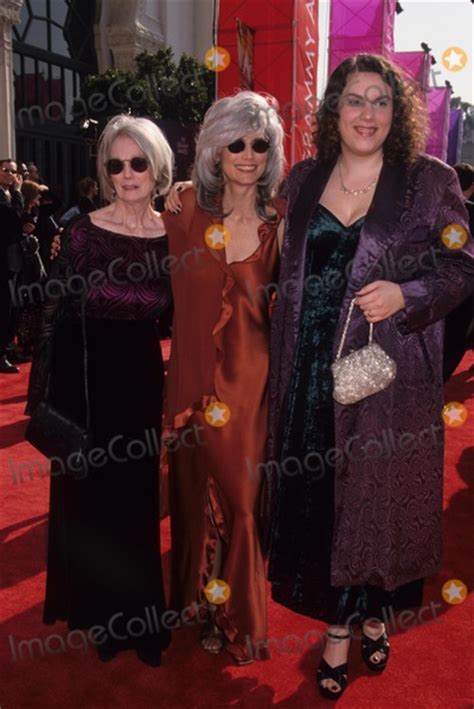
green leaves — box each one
[76,49,214,125]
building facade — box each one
[0,0,213,202]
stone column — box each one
[0,0,23,158]
[95,0,165,73]
[193,0,214,66]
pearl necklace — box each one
[338,160,380,196]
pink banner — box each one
[292,0,319,163]
[328,0,397,74]
[426,87,451,161]
[447,108,464,166]
[391,51,430,92]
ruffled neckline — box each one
[210,211,281,339]
[169,209,282,431]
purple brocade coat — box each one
[267,154,474,591]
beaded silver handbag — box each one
[331,298,397,405]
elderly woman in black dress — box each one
[27,115,174,666]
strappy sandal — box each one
[200,617,225,655]
[317,631,350,700]
[361,627,390,672]
[233,654,254,666]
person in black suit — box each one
[0,159,24,373]
[453,162,474,230]
[443,162,474,380]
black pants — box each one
[0,269,18,356]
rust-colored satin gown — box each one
[163,190,281,662]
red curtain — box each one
[216,0,319,166]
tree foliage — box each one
[74,47,215,125]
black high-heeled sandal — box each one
[361,627,390,672]
[317,631,350,700]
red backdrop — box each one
[216,0,319,166]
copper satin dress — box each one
[163,190,281,662]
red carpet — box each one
[1,353,473,708]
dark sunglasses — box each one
[2,167,17,175]
[226,138,270,154]
[106,157,149,175]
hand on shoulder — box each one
[164,180,193,214]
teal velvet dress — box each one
[269,205,423,624]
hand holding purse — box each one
[331,298,397,405]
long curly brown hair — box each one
[314,54,428,165]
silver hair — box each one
[192,91,285,221]
[97,114,174,202]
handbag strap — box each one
[80,292,90,429]
[335,298,373,361]
[43,292,90,428]
[34,251,48,280]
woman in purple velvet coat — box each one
[266,54,474,699]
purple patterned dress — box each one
[27,215,172,653]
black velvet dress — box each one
[269,205,423,624]
[28,215,172,653]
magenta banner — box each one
[328,0,397,74]
[392,51,430,92]
[426,88,450,161]
[447,108,464,166]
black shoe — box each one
[136,645,162,667]
[361,628,390,672]
[317,631,350,700]
[0,356,20,374]
[96,637,118,662]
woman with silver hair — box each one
[163,91,285,664]
[27,115,174,666]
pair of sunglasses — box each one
[106,157,149,175]
[226,138,270,154]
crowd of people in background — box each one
[0,160,97,373]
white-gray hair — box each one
[97,114,174,202]
[192,91,285,221]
